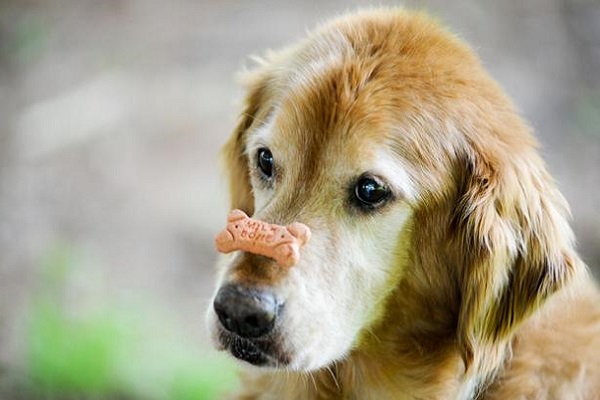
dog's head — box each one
[207,10,579,379]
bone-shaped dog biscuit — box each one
[215,209,311,268]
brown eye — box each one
[353,175,391,209]
[257,148,274,179]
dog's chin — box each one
[215,328,292,368]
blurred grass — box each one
[3,11,52,64]
[574,89,600,139]
[19,246,239,400]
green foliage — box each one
[22,246,239,399]
[574,89,600,139]
[6,12,52,63]
[27,305,123,395]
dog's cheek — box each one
[267,203,412,369]
[344,207,414,321]
[274,234,359,369]
[362,217,415,330]
[278,211,413,370]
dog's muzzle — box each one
[213,211,307,366]
[213,283,288,366]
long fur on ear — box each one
[222,62,274,215]
[452,144,580,386]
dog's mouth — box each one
[217,328,291,367]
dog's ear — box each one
[452,146,579,381]
[222,63,274,215]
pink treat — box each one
[215,210,311,268]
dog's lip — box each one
[229,336,269,365]
[217,327,289,367]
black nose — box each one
[213,284,278,338]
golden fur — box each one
[211,9,600,399]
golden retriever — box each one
[207,9,600,399]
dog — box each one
[206,9,600,399]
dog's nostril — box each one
[213,284,278,338]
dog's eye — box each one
[353,175,391,209]
[257,148,274,179]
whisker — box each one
[326,365,340,391]
[307,370,318,392]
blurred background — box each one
[0,0,599,398]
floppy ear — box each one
[222,64,273,215]
[452,147,579,381]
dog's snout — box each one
[213,284,278,338]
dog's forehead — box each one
[244,16,491,200]
[248,105,385,172]
[249,69,394,166]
